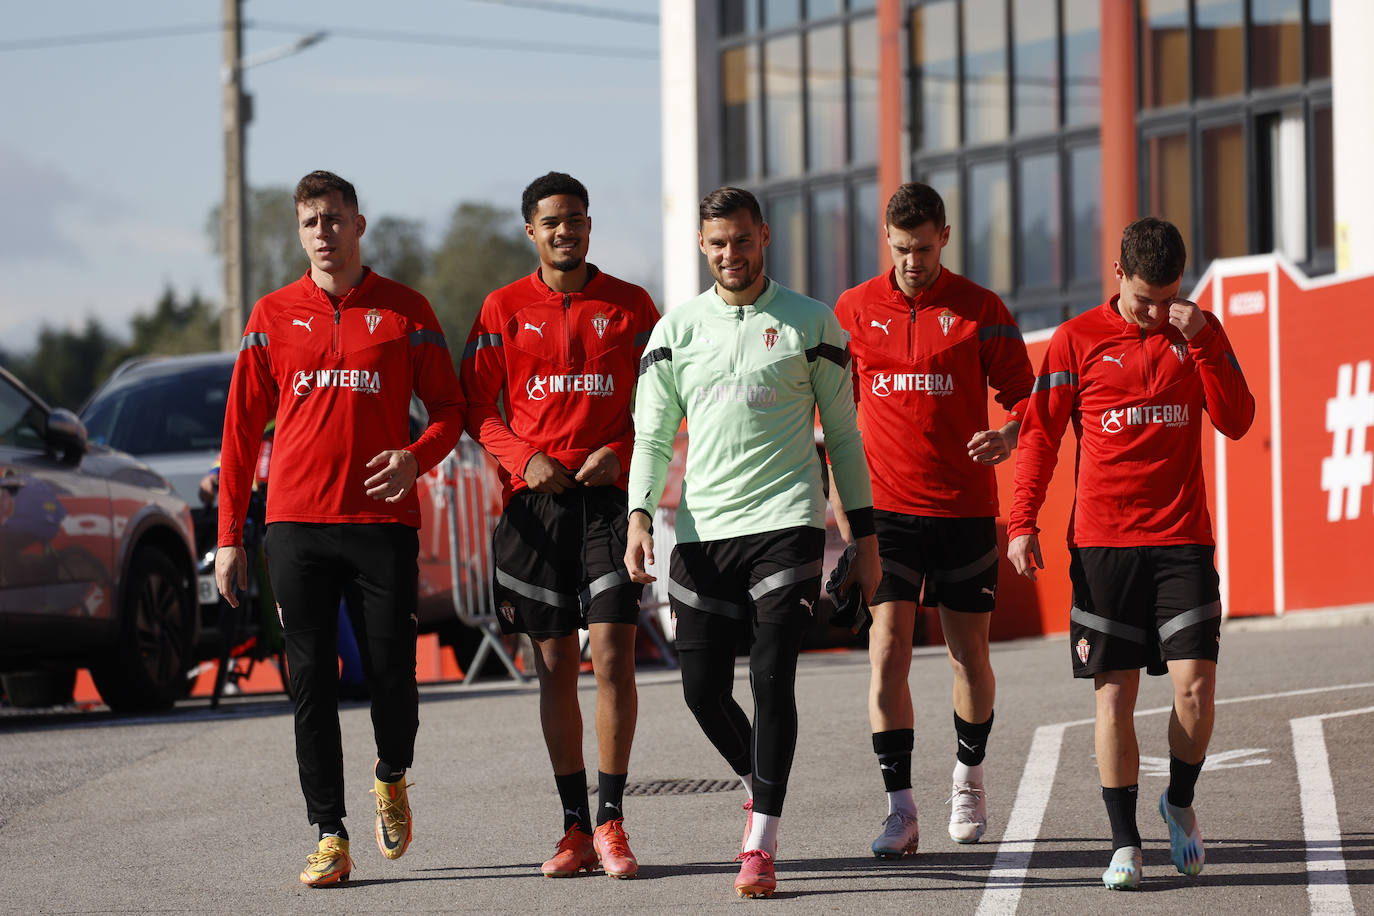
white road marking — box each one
[975,681,1374,916]
[1291,705,1374,916]
[1139,747,1272,775]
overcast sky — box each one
[0,0,662,351]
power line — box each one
[251,20,658,60]
[0,23,220,53]
[461,0,657,25]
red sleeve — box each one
[980,293,1035,423]
[406,296,465,474]
[1007,328,1078,539]
[834,291,862,407]
[607,288,661,474]
[1190,314,1255,441]
[217,306,277,547]
[460,292,539,479]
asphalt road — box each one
[1,611,1371,915]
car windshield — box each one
[82,363,232,455]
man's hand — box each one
[967,420,1018,466]
[1168,298,1206,340]
[1008,533,1044,582]
[625,510,656,584]
[574,446,621,488]
[198,473,219,505]
[365,449,419,502]
[852,534,882,605]
[524,452,576,494]
[215,546,247,608]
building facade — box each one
[661,1,1367,329]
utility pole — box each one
[219,0,248,351]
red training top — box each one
[1008,297,1254,547]
[460,266,660,504]
[218,269,464,547]
[835,267,1033,517]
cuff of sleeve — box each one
[844,507,875,539]
[1187,321,1218,349]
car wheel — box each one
[91,547,195,713]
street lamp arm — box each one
[238,30,327,70]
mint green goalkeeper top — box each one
[628,279,874,543]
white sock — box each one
[887,788,917,817]
[739,773,754,799]
[744,811,779,854]
[953,761,984,786]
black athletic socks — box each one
[555,770,593,835]
[1102,785,1142,850]
[597,771,628,826]
[872,729,915,792]
[318,822,349,841]
[1167,755,1204,808]
[954,710,994,766]
[375,759,405,782]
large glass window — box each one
[1141,0,1189,109]
[1014,0,1058,135]
[1200,122,1247,259]
[807,26,846,172]
[1017,152,1061,289]
[768,193,807,291]
[808,0,842,18]
[963,0,1009,144]
[1063,0,1100,125]
[849,16,879,164]
[1068,144,1101,283]
[764,0,801,29]
[924,166,963,274]
[1144,130,1193,254]
[912,1,960,152]
[1251,0,1302,89]
[854,178,880,280]
[1195,0,1244,99]
[722,45,761,181]
[722,0,759,37]
[968,160,1011,292]
[764,36,804,177]
[1309,0,1331,80]
[1313,106,1334,251]
[811,186,850,305]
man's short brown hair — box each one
[294,171,358,209]
[885,182,945,232]
[1120,217,1187,287]
[699,186,763,226]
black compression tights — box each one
[679,620,805,817]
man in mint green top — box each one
[625,187,880,899]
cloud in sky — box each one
[0,146,94,262]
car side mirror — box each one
[46,408,88,465]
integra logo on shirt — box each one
[524,373,616,402]
[1100,404,1190,433]
[870,372,955,398]
[292,368,381,397]
[692,385,777,405]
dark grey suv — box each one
[0,367,198,711]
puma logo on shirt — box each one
[293,317,314,332]
[871,318,892,335]
[1101,353,1124,368]
[524,322,546,338]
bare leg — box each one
[589,622,638,773]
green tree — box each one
[119,286,219,358]
[6,319,121,410]
[367,216,429,290]
[206,186,304,305]
[423,202,532,361]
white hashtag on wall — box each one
[1321,360,1374,522]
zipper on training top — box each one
[563,293,572,367]
[332,305,341,357]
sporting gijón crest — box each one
[592,311,610,340]
[938,308,957,337]
[365,308,383,335]
[763,327,779,350]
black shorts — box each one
[1068,545,1222,678]
[491,487,642,639]
[870,512,999,613]
[668,526,825,650]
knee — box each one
[1174,673,1215,716]
[946,640,991,678]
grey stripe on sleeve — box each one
[979,324,1025,342]
[409,328,449,349]
[462,333,502,360]
[240,332,269,351]
[1032,371,1078,393]
[805,342,850,367]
